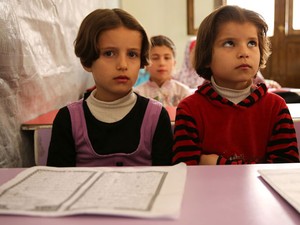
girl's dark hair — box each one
[150,35,176,57]
[194,5,271,80]
[74,8,149,68]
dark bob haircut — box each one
[194,5,271,80]
[74,8,150,68]
[150,35,176,57]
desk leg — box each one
[34,128,52,166]
[294,120,300,152]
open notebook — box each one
[258,168,300,213]
[0,163,186,219]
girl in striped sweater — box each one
[172,5,299,165]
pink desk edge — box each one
[21,109,59,130]
[0,164,300,225]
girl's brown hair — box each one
[74,8,149,68]
[150,35,176,57]
[194,5,271,80]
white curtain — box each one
[0,0,120,167]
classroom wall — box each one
[120,0,214,72]
[0,0,119,167]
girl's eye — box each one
[223,40,234,47]
[128,51,139,58]
[103,51,114,57]
[248,40,257,47]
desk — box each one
[287,103,300,121]
[1,164,300,225]
[269,87,300,96]
[21,109,59,130]
[165,106,176,122]
[21,109,58,166]
[287,103,300,150]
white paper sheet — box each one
[0,163,187,219]
[258,168,300,213]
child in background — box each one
[134,35,192,107]
[47,8,173,167]
[172,5,299,165]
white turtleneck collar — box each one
[211,77,253,104]
[86,89,137,123]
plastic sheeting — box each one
[0,0,120,167]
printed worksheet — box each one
[259,168,300,213]
[0,163,186,219]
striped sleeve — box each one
[266,107,299,163]
[172,106,201,165]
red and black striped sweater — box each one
[172,82,299,165]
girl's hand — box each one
[199,154,219,165]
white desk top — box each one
[288,103,300,120]
[1,164,300,225]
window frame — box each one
[287,0,300,35]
